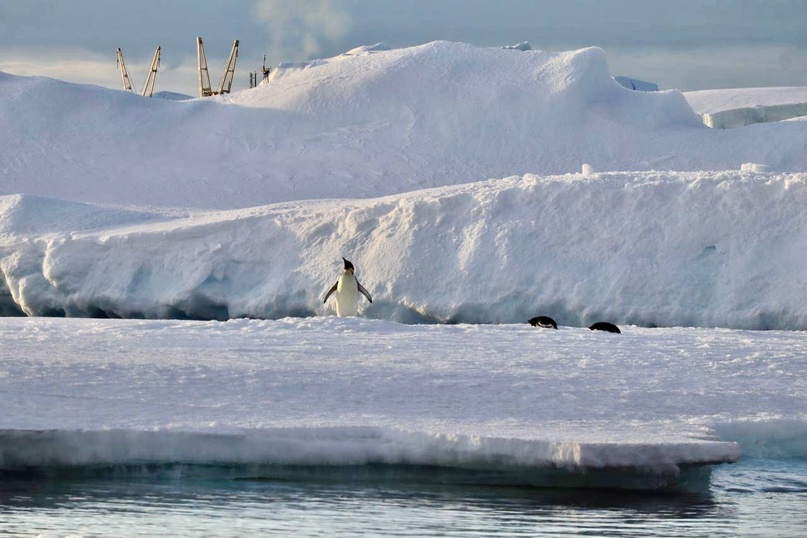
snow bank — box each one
[684,87,807,128]
[0,428,733,491]
[2,170,806,329]
[2,42,807,209]
[700,104,807,129]
[684,87,807,115]
[0,428,736,471]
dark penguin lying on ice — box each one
[528,316,558,329]
[589,321,621,333]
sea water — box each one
[1,458,805,537]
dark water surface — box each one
[1,459,805,537]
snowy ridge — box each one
[6,423,806,468]
[684,87,807,115]
[2,170,806,329]
[4,420,807,489]
[0,194,164,236]
[0,427,738,490]
[2,41,807,209]
[0,427,738,470]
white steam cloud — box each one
[252,0,351,64]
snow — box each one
[683,86,807,129]
[1,40,807,488]
[2,171,807,329]
[2,41,807,209]
[684,87,807,115]
[2,316,805,486]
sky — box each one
[0,0,805,97]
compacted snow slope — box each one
[1,41,806,209]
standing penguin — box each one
[323,258,373,317]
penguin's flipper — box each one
[357,281,373,303]
[323,282,338,303]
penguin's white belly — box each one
[335,274,360,317]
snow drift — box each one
[2,170,806,329]
[1,41,807,209]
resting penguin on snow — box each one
[528,316,558,329]
[589,321,621,333]
[323,258,373,317]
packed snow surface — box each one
[684,86,807,129]
[684,87,807,115]
[1,41,807,209]
[2,316,805,480]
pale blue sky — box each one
[1,0,805,96]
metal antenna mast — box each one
[197,37,214,97]
[141,46,161,97]
[117,46,161,97]
[197,37,240,97]
[216,39,240,95]
[116,48,134,93]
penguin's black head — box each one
[342,257,355,272]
